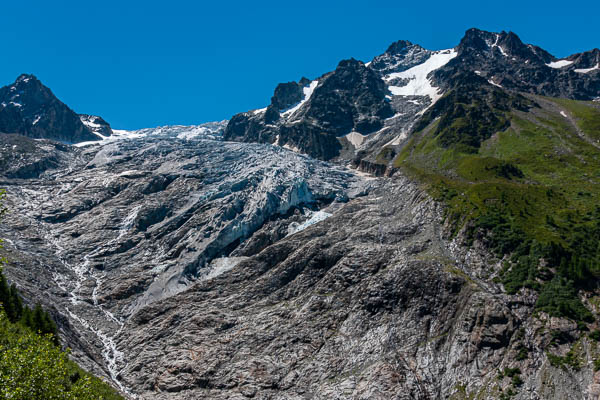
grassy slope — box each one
[393,91,600,323]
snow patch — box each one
[491,34,508,57]
[281,80,319,118]
[252,107,267,115]
[386,49,457,103]
[488,79,502,88]
[546,59,574,69]
[32,115,41,125]
[80,117,104,129]
[574,64,600,74]
[560,111,568,118]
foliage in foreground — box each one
[0,309,123,400]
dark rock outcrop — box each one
[0,74,102,143]
[0,133,79,179]
[224,59,393,160]
[433,28,600,100]
[79,114,113,138]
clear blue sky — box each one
[1,0,598,129]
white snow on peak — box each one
[80,115,105,129]
[345,131,366,148]
[491,34,508,57]
[574,64,600,74]
[546,59,574,69]
[386,49,457,103]
[252,107,267,115]
[281,80,319,118]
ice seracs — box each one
[287,210,333,236]
[73,121,228,147]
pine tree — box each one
[9,284,22,321]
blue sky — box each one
[1,0,598,129]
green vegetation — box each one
[546,339,585,372]
[0,310,122,399]
[536,278,594,322]
[0,272,59,343]
[394,87,600,324]
[589,330,600,341]
[547,348,582,371]
[515,345,528,361]
[498,366,523,397]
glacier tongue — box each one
[0,129,374,390]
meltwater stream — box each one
[0,124,374,399]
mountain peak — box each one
[385,40,417,55]
[336,58,365,70]
[458,28,498,51]
[15,73,37,84]
[0,73,106,143]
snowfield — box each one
[386,49,457,103]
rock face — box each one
[223,28,600,168]
[0,74,105,143]
[223,59,394,160]
[79,114,113,138]
[433,28,600,100]
[0,134,78,179]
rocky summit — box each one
[0,74,108,143]
[1,27,600,400]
